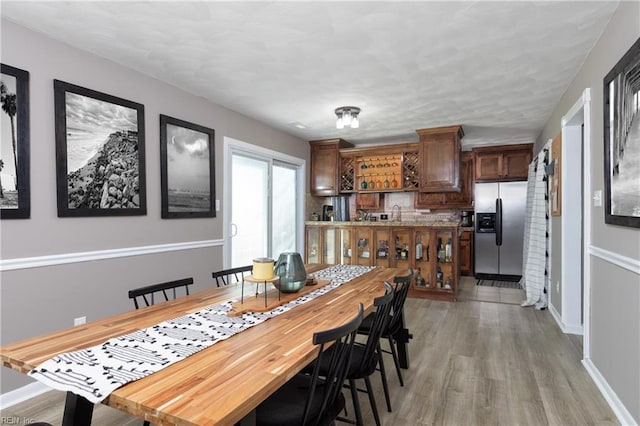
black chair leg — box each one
[349,379,363,426]
[364,376,381,426]
[377,343,392,412]
[144,421,150,426]
[388,335,404,387]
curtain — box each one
[520,146,550,309]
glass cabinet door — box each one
[414,228,432,288]
[339,228,354,265]
[391,228,412,270]
[355,227,373,266]
[435,229,455,290]
[306,227,321,264]
[373,228,390,268]
[323,227,337,265]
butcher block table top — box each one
[1,265,405,426]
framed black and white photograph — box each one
[604,37,640,228]
[1,64,30,219]
[54,80,146,217]
[160,114,215,219]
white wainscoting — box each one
[0,382,51,410]
[0,239,224,272]
[587,245,640,426]
[582,358,638,426]
[590,245,640,276]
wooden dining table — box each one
[0,265,410,426]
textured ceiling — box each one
[1,1,619,148]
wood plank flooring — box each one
[1,277,617,425]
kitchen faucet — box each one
[391,205,401,222]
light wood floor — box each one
[1,277,616,425]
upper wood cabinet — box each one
[417,125,464,192]
[473,143,533,182]
[310,139,353,196]
[414,151,474,209]
[355,193,381,210]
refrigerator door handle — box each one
[496,198,503,246]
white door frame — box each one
[560,88,592,357]
[222,136,306,268]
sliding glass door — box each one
[225,138,304,268]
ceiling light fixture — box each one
[335,106,360,129]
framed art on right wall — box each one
[604,37,640,228]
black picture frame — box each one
[603,37,640,228]
[54,80,146,217]
[160,114,215,219]
[1,64,30,219]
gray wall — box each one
[0,20,308,393]
[536,2,640,422]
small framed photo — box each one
[603,37,640,228]
[160,114,215,219]
[54,80,146,217]
[1,64,30,219]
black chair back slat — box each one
[360,282,394,370]
[387,269,413,333]
[211,265,252,287]
[128,277,194,310]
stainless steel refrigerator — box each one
[474,181,527,281]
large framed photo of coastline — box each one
[160,114,215,218]
[603,37,640,228]
[54,80,146,217]
[1,64,30,219]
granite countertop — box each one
[305,220,460,228]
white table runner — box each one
[29,265,374,403]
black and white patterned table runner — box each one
[29,265,374,403]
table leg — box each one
[235,409,256,425]
[62,392,94,426]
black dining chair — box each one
[255,304,364,426]
[358,268,413,413]
[128,277,194,310]
[211,265,252,287]
[315,282,394,426]
[128,278,195,426]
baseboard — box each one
[548,302,583,335]
[582,358,638,426]
[0,381,50,410]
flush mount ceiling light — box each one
[335,106,361,129]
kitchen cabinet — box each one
[338,143,420,194]
[417,125,464,193]
[411,227,458,301]
[354,227,374,267]
[473,143,533,182]
[356,193,381,210]
[402,150,420,190]
[414,151,474,209]
[310,138,353,196]
[306,222,460,301]
[391,227,413,271]
[373,228,391,268]
[339,152,356,193]
[338,227,355,265]
[305,225,338,264]
[460,230,474,276]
